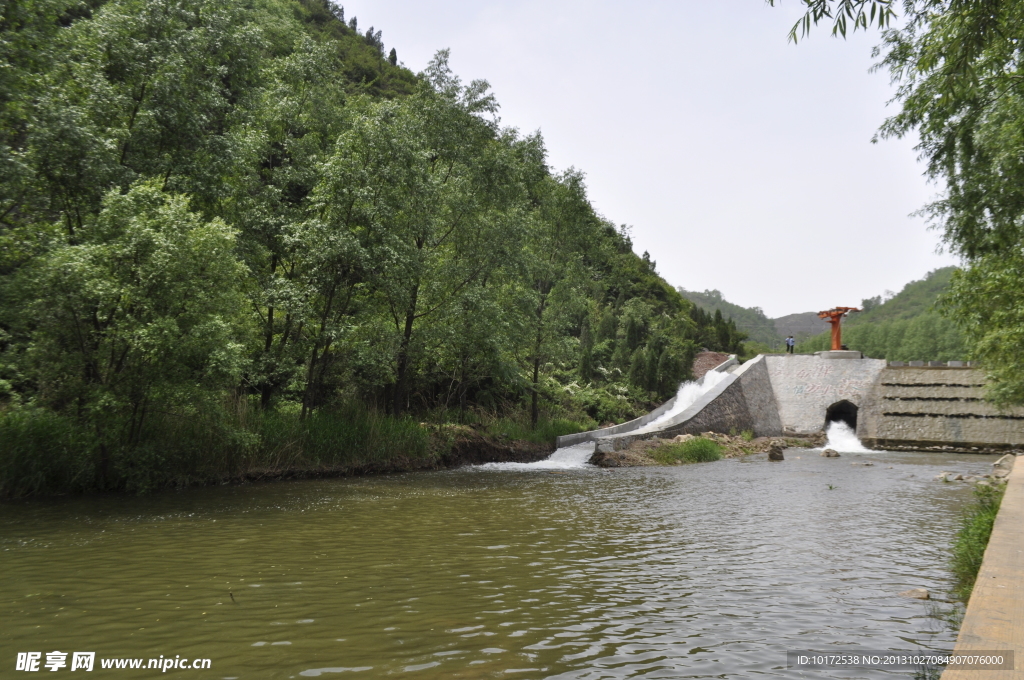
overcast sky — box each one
[339,0,959,318]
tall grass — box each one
[0,397,591,498]
[651,437,723,465]
[0,401,430,498]
[486,417,593,444]
[0,408,98,498]
[950,484,1005,601]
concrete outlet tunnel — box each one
[825,400,858,431]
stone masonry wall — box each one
[736,354,783,437]
[860,367,1024,451]
[765,355,887,434]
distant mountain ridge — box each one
[677,289,825,348]
[772,313,828,341]
[679,266,963,360]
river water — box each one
[0,449,997,678]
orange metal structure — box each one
[817,307,860,351]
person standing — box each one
[786,336,795,354]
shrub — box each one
[651,437,722,465]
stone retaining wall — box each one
[860,366,1024,452]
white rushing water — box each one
[474,443,596,471]
[642,368,731,430]
[477,368,733,471]
[821,420,876,453]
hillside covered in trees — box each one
[0,0,740,496]
[678,288,777,348]
[795,268,966,360]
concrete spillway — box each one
[553,355,740,449]
[553,352,1024,458]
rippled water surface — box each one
[0,450,997,678]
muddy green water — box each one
[0,450,998,679]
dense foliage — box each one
[773,0,1024,404]
[795,267,967,360]
[0,0,736,493]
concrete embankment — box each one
[942,460,1024,680]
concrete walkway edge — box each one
[942,461,1024,679]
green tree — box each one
[22,182,245,484]
[773,0,1024,402]
[316,51,525,414]
[516,169,599,426]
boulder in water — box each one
[767,444,785,461]
[993,454,1015,478]
[820,449,840,458]
[899,588,930,600]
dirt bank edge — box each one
[226,428,555,485]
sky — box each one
[338,0,960,318]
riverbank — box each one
[216,427,556,485]
[0,405,564,499]
[588,431,824,467]
[941,457,1022,680]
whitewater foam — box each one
[643,368,731,430]
[474,443,595,471]
[822,421,876,453]
[476,367,733,471]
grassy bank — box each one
[0,403,589,499]
[950,484,1006,601]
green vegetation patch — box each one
[950,484,1005,601]
[651,437,723,465]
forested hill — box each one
[795,267,966,360]
[846,267,957,326]
[0,0,744,495]
[678,288,780,347]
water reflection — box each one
[0,450,996,678]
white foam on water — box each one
[475,367,734,472]
[474,443,596,471]
[643,368,732,430]
[822,421,876,453]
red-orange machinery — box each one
[817,307,860,351]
